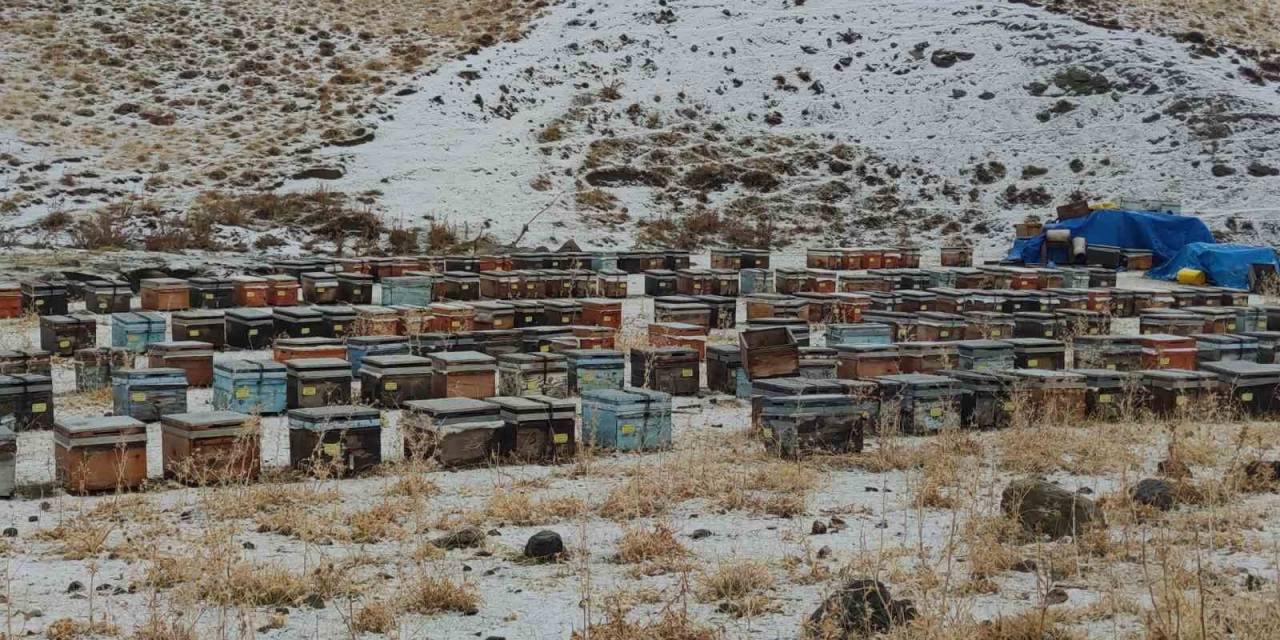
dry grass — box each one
[401,574,481,615]
[353,601,399,634]
[484,489,589,525]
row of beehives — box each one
[0,385,675,495]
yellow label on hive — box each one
[132,392,146,402]
[385,382,398,391]
[34,299,43,306]
[929,407,943,417]
[1228,323,1236,330]
[452,321,461,328]
[762,427,773,439]
[300,327,310,335]
[620,424,636,435]
[205,293,214,299]
[128,335,139,342]
[99,302,107,309]
[461,284,470,289]
[1098,394,1113,404]
[525,316,534,322]
[302,386,316,396]
[1001,402,1014,411]
[940,330,949,337]
[681,368,693,378]
[562,317,570,323]
[603,316,613,322]
[527,380,539,390]
[247,292,257,298]
[1027,359,1039,367]
[190,329,201,336]
[59,340,70,348]
[323,442,341,457]
[235,387,250,399]
[540,345,549,352]
[1175,395,1188,406]
[553,433,569,444]
[31,403,46,413]
[249,329,259,336]
[333,324,344,331]
[1242,392,1254,401]
[991,330,1002,337]
[1159,357,1170,365]
[1044,331,1053,337]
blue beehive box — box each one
[347,336,410,376]
[380,276,434,306]
[740,269,774,295]
[112,312,167,353]
[825,323,893,348]
[112,367,188,421]
[581,388,672,452]
[590,254,618,271]
[564,349,625,394]
[212,360,287,414]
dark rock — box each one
[689,529,713,539]
[1001,478,1103,539]
[829,160,852,174]
[1243,460,1280,488]
[764,111,783,126]
[1212,164,1237,177]
[242,541,256,550]
[1011,559,1038,573]
[113,103,141,115]
[930,50,975,68]
[1045,587,1069,605]
[1158,458,1193,480]
[979,91,996,100]
[303,593,325,609]
[1131,478,1177,511]
[291,167,344,181]
[807,579,915,637]
[1053,67,1112,95]
[811,520,828,535]
[433,526,486,550]
[1245,572,1265,592]
[524,530,565,561]
[1248,162,1279,177]
[951,89,967,99]
[817,545,832,559]
[585,166,668,188]
[2,528,16,538]
[67,581,84,593]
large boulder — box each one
[1001,478,1103,539]
[524,530,565,561]
[806,579,915,638]
[1130,478,1176,511]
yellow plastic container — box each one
[1176,268,1207,285]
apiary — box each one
[1193,334,1259,364]
[940,245,973,267]
[74,347,132,392]
[1184,306,1240,333]
[562,348,625,395]
[400,398,502,464]
[1056,309,1110,338]
[212,360,287,415]
[0,374,53,431]
[1141,369,1218,416]
[927,288,969,314]
[225,308,274,349]
[1138,334,1197,370]
[347,335,410,375]
[897,290,936,313]
[188,277,234,309]
[826,323,893,347]
[112,367,187,422]
[1071,335,1142,371]
[1087,268,1117,288]
[112,311,167,353]
[380,275,434,306]
[274,306,324,339]
[835,344,900,379]
[897,342,956,374]
[945,370,1016,430]
[231,276,269,307]
[287,406,382,475]
[542,300,581,327]
[739,326,799,381]
[390,305,431,335]
[643,269,677,297]
[39,314,96,356]
[473,301,517,331]
[509,300,545,328]
[1227,306,1266,333]
[441,271,481,301]
[1241,331,1280,363]
[874,373,962,434]
[429,351,496,399]
[428,302,476,333]
[498,352,569,398]
[1200,361,1280,417]
[272,337,346,363]
[581,388,673,452]
[629,347,699,395]
[140,278,191,311]
[83,280,132,314]
[916,312,966,342]
[54,416,147,493]
[22,281,69,315]
[840,273,893,293]
[172,310,226,348]
[570,269,599,297]
[161,411,259,483]
[490,395,577,462]
[775,269,810,295]
[675,269,715,296]
[470,329,521,357]
[273,258,323,279]
[578,299,621,330]
[744,294,806,321]
[955,340,1014,372]
[337,272,375,305]
[317,305,355,339]
[147,341,215,387]
[740,269,774,295]
[798,347,838,379]
[760,394,867,457]
[692,294,736,329]
[1070,369,1138,420]
[1006,369,1087,420]
[805,269,838,294]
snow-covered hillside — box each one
[310,0,1280,252]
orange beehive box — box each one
[0,282,21,319]
[354,305,400,336]
[429,303,476,333]
[272,338,348,363]
[572,325,617,350]
[580,299,622,329]
[648,322,708,360]
[264,275,300,306]
[140,278,191,311]
[231,276,269,307]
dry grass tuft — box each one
[484,490,588,525]
[354,601,399,634]
[401,574,481,615]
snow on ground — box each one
[310,0,1280,252]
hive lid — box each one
[274,306,323,320]
[288,405,381,422]
[286,358,352,372]
[1199,361,1280,377]
[226,308,273,321]
[431,351,496,365]
[161,411,251,429]
[55,415,146,434]
[404,397,498,416]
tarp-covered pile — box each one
[1146,243,1279,289]
[1006,209,1215,266]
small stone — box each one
[524,530,565,561]
[433,526,486,550]
[689,529,713,539]
[1158,458,1193,480]
[1011,559,1038,573]
[830,516,846,527]
[1001,478,1104,539]
[1045,588,1069,605]
[242,541,256,550]
[1211,164,1237,177]
[487,529,501,536]
[40,501,50,512]
[806,578,915,636]
[1245,573,1265,592]
[67,581,84,593]
[811,520,828,535]
[304,593,325,609]
[1131,478,1177,511]
[2,528,16,538]
[817,545,832,559]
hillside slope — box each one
[314,0,1280,252]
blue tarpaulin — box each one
[1146,243,1278,289]
[1006,209,1215,266]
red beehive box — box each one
[140,278,191,311]
[231,276,269,307]
[0,282,22,319]
[429,303,476,333]
[264,275,300,306]
[580,299,622,329]
[572,325,617,350]
[1138,334,1197,370]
